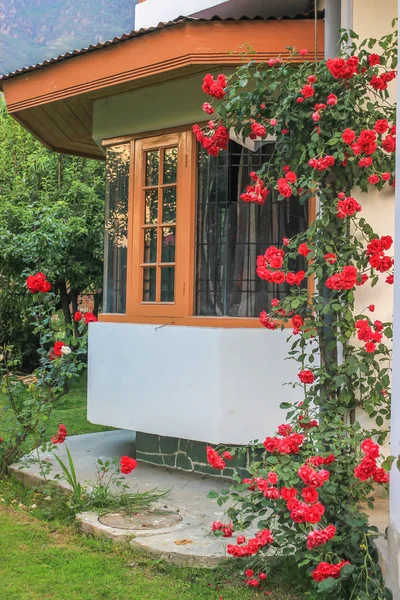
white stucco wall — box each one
[88,323,302,444]
[350,0,397,445]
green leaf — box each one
[280,402,292,409]
[340,564,355,579]
[207,490,219,499]
[382,455,395,471]
[317,577,339,593]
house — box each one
[2,0,400,590]
[0,0,398,522]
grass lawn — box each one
[0,375,307,599]
[44,375,111,437]
[0,374,110,458]
[0,497,305,600]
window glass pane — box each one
[143,228,157,263]
[163,147,177,184]
[104,144,130,313]
[146,151,159,186]
[143,267,156,301]
[161,227,176,262]
[145,189,158,224]
[161,267,175,302]
[162,187,176,223]
[195,141,308,317]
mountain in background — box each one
[0,0,136,75]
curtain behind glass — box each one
[104,144,130,313]
[196,141,308,317]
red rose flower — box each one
[52,424,67,444]
[292,314,304,330]
[300,84,314,98]
[324,253,336,264]
[264,487,280,500]
[374,119,389,134]
[206,446,226,470]
[267,471,278,485]
[290,507,306,523]
[281,487,297,500]
[359,157,373,168]
[370,75,387,90]
[368,53,380,66]
[83,312,98,324]
[26,272,51,294]
[251,123,267,138]
[272,271,286,284]
[342,128,356,144]
[327,93,338,106]
[298,243,311,257]
[202,102,214,114]
[285,171,297,183]
[305,503,325,523]
[354,455,377,481]
[277,424,293,436]
[277,178,292,198]
[302,487,319,503]
[74,311,83,322]
[202,73,226,99]
[380,235,393,250]
[120,456,137,474]
[337,196,362,218]
[295,271,306,285]
[298,369,314,384]
[368,174,380,185]
[373,468,390,483]
[382,134,396,153]
[50,341,65,360]
[361,438,380,458]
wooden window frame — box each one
[100,126,315,328]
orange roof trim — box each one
[1,16,324,159]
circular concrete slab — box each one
[99,510,182,531]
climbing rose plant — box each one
[0,273,91,476]
[198,27,397,600]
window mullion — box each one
[155,149,164,302]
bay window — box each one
[102,129,309,324]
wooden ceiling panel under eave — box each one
[14,98,102,159]
[1,19,324,159]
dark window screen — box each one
[195,141,308,317]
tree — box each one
[0,98,105,367]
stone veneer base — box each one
[135,431,252,479]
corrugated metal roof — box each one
[0,11,324,81]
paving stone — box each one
[136,431,160,454]
[175,452,193,471]
[162,454,177,468]
[160,436,180,456]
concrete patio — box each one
[9,430,232,566]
